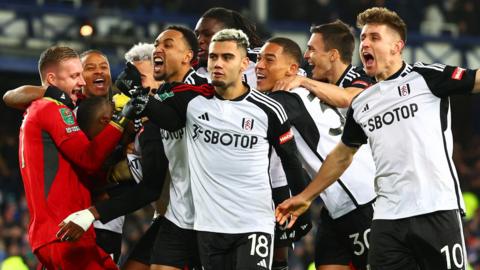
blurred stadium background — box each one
[1,0,480,269]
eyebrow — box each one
[361,32,381,37]
[264,53,277,58]
[210,52,235,57]
[85,62,108,67]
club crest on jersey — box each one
[451,67,466,80]
[59,108,75,125]
[397,83,411,97]
[242,118,254,131]
[279,129,294,144]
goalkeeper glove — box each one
[114,62,142,97]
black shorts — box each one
[315,202,373,270]
[197,231,274,270]
[125,216,162,265]
[273,221,293,249]
[94,228,122,263]
[369,209,466,270]
[150,216,200,268]
[272,185,296,249]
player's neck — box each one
[376,58,403,82]
[169,66,191,83]
[330,62,350,85]
[215,80,247,100]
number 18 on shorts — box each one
[198,231,274,270]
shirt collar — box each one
[384,62,407,81]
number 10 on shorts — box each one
[441,244,464,269]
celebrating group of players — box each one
[4,5,480,270]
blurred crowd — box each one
[25,0,480,38]
[78,0,480,37]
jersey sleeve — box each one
[95,121,169,223]
[413,62,476,97]
[341,106,368,147]
[40,100,122,174]
[344,74,374,90]
[268,91,305,123]
[145,83,215,131]
[267,107,308,196]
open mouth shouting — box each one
[93,78,106,89]
[153,56,164,73]
[362,52,375,69]
[256,72,266,82]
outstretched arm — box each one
[275,142,358,227]
[57,121,168,241]
[274,75,365,108]
[144,83,215,131]
[3,85,47,110]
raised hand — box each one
[275,194,312,229]
[115,62,143,97]
[273,75,305,91]
[112,94,149,127]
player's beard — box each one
[154,72,167,82]
[211,79,226,88]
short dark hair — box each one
[76,96,112,137]
[266,37,302,65]
[80,49,107,60]
[166,25,199,64]
[357,7,407,43]
[201,7,263,47]
[38,46,79,82]
[310,20,355,64]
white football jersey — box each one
[163,68,208,229]
[187,89,301,234]
[146,84,305,235]
[269,65,376,218]
[343,62,475,220]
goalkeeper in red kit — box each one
[17,46,138,270]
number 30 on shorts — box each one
[349,228,371,256]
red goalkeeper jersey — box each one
[18,97,123,251]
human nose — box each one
[360,38,370,50]
[303,50,310,61]
[197,34,205,45]
[255,59,265,69]
[78,75,86,86]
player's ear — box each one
[240,56,249,73]
[45,72,56,85]
[286,62,299,76]
[183,49,194,64]
[392,39,405,54]
[330,49,339,62]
